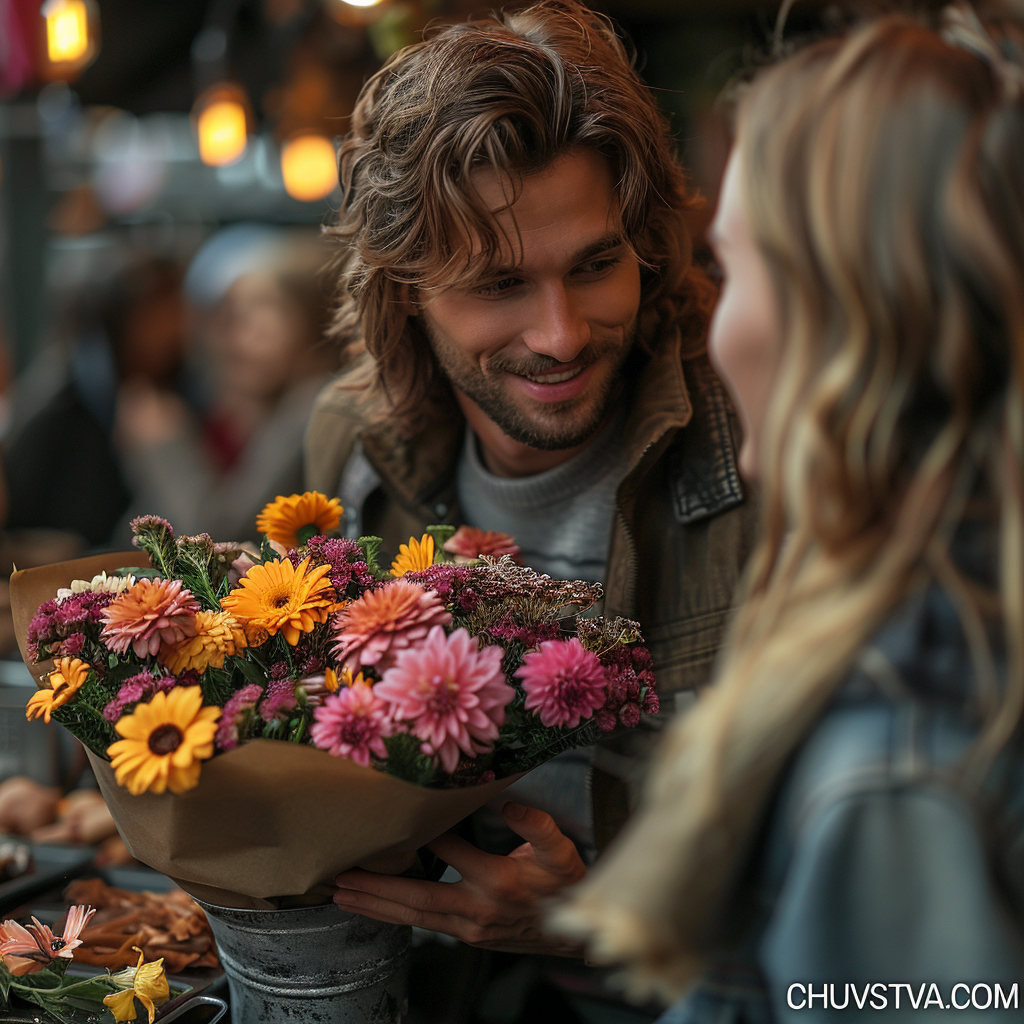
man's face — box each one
[416,148,642,452]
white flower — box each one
[57,572,137,602]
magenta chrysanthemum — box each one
[330,579,451,673]
[375,625,513,774]
[215,683,264,751]
[102,670,173,723]
[310,683,393,767]
[101,578,200,658]
[259,676,297,722]
[516,638,607,728]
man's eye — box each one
[577,255,621,275]
[476,277,521,297]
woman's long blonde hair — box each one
[555,3,1024,998]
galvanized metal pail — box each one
[196,900,410,1023]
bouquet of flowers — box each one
[1,906,171,1024]
[12,492,657,908]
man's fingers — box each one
[425,830,501,876]
[335,868,473,917]
[333,887,466,936]
[500,802,581,874]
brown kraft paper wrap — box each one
[12,555,525,909]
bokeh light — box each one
[44,0,90,63]
[197,98,249,167]
[280,134,338,202]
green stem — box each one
[10,974,112,996]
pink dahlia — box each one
[444,526,522,564]
[101,578,200,658]
[516,638,607,728]
[331,578,451,673]
[375,625,513,774]
[311,683,393,766]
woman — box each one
[116,229,338,544]
[555,4,1024,1021]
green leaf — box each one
[116,566,161,580]
[296,524,319,546]
[357,536,389,580]
[232,657,268,689]
[425,524,456,560]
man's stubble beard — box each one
[421,318,637,451]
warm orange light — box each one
[341,0,386,7]
[197,100,248,167]
[44,0,90,64]
[280,134,338,202]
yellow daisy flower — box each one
[25,658,89,723]
[220,557,335,646]
[107,687,220,796]
[390,534,435,577]
[103,947,170,1023]
[325,666,369,692]
[158,610,248,674]
[256,491,343,550]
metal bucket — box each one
[196,900,410,1023]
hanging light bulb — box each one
[281,134,338,202]
[40,0,99,77]
[193,84,251,167]
[342,0,386,6]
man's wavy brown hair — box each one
[326,0,712,431]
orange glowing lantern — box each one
[193,85,251,167]
[280,134,338,201]
[40,0,99,78]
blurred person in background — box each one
[3,255,189,549]
[117,225,338,544]
[558,4,1024,1020]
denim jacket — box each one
[663,562,1024,1023]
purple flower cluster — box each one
[259,676,297,722]
[594,644,658,732]
[216,683,264,751]
[27,593,113,662]
[293,536,373,597]
[485,614,561,648]
[404,564,481,612]
[102,671,176,723]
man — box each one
[305,0,758,956]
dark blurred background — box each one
[0,0,827,715]
[0,0,841,591]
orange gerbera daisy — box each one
[220,557,335,645]
[256,492,343,550]
[158,610,247,674]
[107,687,220,795]
[331,578,451,672]
[25,658,89,723]
[390,534,435,577]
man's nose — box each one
[522,284,590,363]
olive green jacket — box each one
[304,324,760,846]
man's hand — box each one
[334,802,587,955]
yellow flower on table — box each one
[256,491,343,550]
[390,534,435,577]
[220,557,335,646]
[25,657,89,723]
[107,687,220,795]
[158,610,247,674]
[103,947,170,1023]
